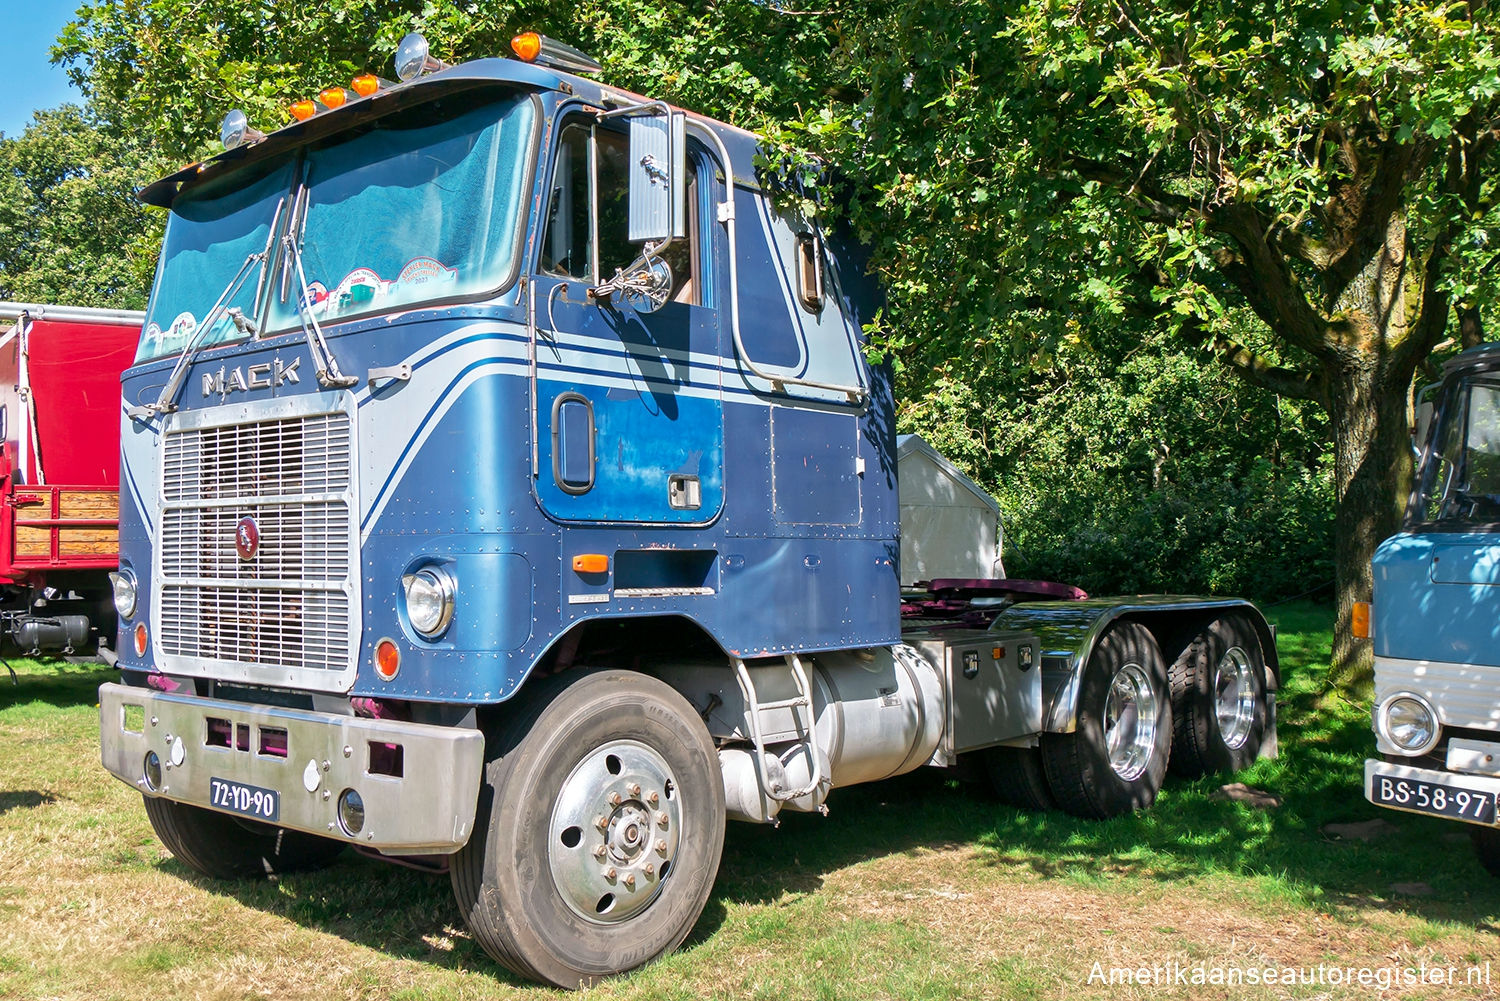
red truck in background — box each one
[0,303,143,659]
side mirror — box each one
[626,112,687,244]
[1414,399,1435,459]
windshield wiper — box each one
[281,232,359,389]
[127,249,267,420]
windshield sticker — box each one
[305,260,457,320]
[141,312,198,356]
[397,257,458,290]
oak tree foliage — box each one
[45,0,1500,686]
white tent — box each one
[896,434,1004,587]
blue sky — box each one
[2,2,85,137]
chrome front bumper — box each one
[99,682,485,853]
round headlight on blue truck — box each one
[1379,693,1440,755]
[109,569,138,619]
[403,566,456,637]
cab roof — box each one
[139,56,765,209]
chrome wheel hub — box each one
[1213,646,1256,750]
[1104,662,1159,781]
[548,739,682,923]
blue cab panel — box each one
[1373,531,1500,668]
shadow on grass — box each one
[0,659,113,712]
[0,790,58,814]
[142,604,1500,981]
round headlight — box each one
[403,567,455,637]
[1381,694,1439,754]
[110,570,138,619]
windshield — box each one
[137,159,292,363]
[268,93,534,330]
[1408,376,1500,529]
[135,90,534,364]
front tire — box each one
[143,795,344,879]
[451,670,725,988]
[1472,826,1500,878]
[1168,612,1268,777]
[1042,621,1172,819]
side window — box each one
[540,120,701,305]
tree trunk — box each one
[1326,360,1412,692]
[1323,210,1419,692]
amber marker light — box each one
[319,86,352,109]
[133,623,148,657]
[351,73,381,97]
[288,99,321,122]
[511,31,542,62]
[1351,601,1372,639]
[572,553,609,574]
[375,638,401,681]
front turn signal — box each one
[1351,601,1371,639]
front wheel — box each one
[1042,621,1172,819]
[451,670,726,988]
[1472,826,1500,878]
[143,795,344,879]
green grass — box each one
[0,606,1497,1000]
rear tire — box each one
[1168,612,1268,777]
[983,745,1056,812]
[451,670,725,988]
[1472,826,1500,878]
[1042,621,1171,819]
[142,795,344,879]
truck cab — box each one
[1364,342,1500,871]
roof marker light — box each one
[350,73,385,98]
[319,86,353,109]
[288,99,323,122]
[395,32,449,82]
[219,109,266,151]
[510,32,603,74]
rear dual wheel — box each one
[451,670,725,988]
[1041,621,1172,819]
[1169,612,1269,777]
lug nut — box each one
[656,839,668,854]
[603,867,617,881]
[627,782,641,797]
[646,790,660,806]
[594,815,609,831]
[623,873,636,889]
[608,791,622,807]
[592,845,607,860]
[656,811,669,828]
[643,862,655,877]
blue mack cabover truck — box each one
[99,31,1280,988]
[1364,341,1500,876]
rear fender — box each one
[987,597,1279,734]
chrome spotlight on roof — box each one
[394,32,450,82]
[220,109,266,151]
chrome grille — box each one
[163,412,349,500]
[159,407,355,680]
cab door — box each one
[530,116,723,525]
